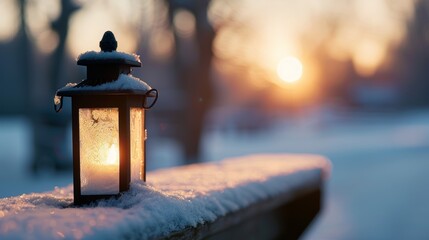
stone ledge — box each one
[0,154,329,240]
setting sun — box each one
[276,56,303,83]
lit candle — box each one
[106,144,119,165]
[81,144,120,195]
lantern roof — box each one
[77,51,141,67]
[55,31,155,97]
[77,31,141,67]
[56,74,155,96]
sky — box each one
[0,0,417,76]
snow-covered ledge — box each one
[0,154,330,240]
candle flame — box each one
[105,144,119,165]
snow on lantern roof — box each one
[77,31,140,67]
[55,74,154,98]
[77,50,141,67]
[0,154,330,239]
[56,31,149,96]
[53,31,158,112]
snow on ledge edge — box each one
[0,154,330,240]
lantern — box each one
[54,31,158,205]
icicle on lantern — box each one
[54,31,158,205]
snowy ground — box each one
[204,109,429,240]
[1,109,429,239]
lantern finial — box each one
[99,31,117,52]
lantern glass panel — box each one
[79,108,120,195]
[130,108,144,181]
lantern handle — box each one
[144,89,158,109]
[54,96,63,113]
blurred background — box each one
[1,0,429,239]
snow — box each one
[57,74,152,93]
[0,154,328,240]
[2,109,429,239]
[54,74,154,107]
[54,83,76,105]
[77,51,140,64]
[202,109,429,240]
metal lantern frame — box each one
[55,31,157,205]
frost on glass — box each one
[79,108,119,195]
[130,108,144,181]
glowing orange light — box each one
[276,56,303,83]
[173,9,196,38]
[105,144,119,165]
[0,0,20,42]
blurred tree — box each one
[30,0,79,173]
[166,0,215,163]
[17,0,31,112]
[50,0,79,93]
[394,0,429,107]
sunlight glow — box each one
[276,57,303,83]
[0,0,20,42]
[207,0,416,109]
[173,9,196,39]
[353,39,386,76]
[25,0,60,53]
[67,1,140,57]
[149,28,175,60]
